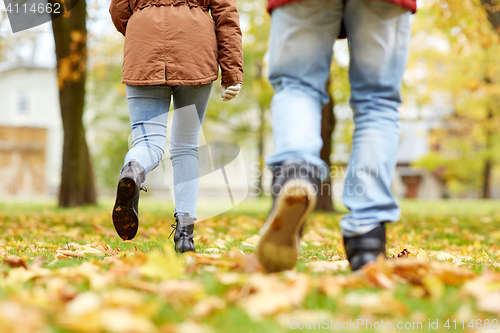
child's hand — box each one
[221,83,242,101]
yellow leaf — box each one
[417,248,429,260]
[422,275,445,301]
[140,245,183,281]
[66,292,102,316]
[241,234,260,250]
[100,309,158,333]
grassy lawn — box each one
[0,197,499,332]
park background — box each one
[0,0,500,332]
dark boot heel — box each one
[343,224,386,271]
[112,160,145,240]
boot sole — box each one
[257,180,317,272]
[112,177,139,240]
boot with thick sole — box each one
[257,161,320,272]
[170,212,195,253]
[112,160,145,240]
[343,224,386,271]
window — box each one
[17,93,29,115]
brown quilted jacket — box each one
[109,0,244,86]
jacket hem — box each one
[122,74,219,86]
[133,0,207,12]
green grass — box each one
[0,197,499,332]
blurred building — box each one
[331,103,449,201]
[0,61,496,202]
[0,62,62,197]
[392,121,446,199]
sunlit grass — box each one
[0,197,499,332]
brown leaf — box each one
[29,257,46,269]
[3,256,28,269]
[0,301,46,332]
[236,273,310,319]
[227,248,263,273]
[397,248,410,258]
[462,271,500,298]
[158,280,205,308]
[56,250,85,259]
[362,255,395,289]
[193,296,226,317]
[187,248,262,273]
[343,291,408,316]
[430,261,476,285]
[56,242,115,259]
[93,224,116,237]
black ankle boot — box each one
[343,224,386,271]
[170,213,195,253]
[112,160,146,240]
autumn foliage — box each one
[0,200,499,332]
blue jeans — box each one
[267,0,411,236]
[124,83,213,220]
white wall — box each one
[0,66,62,195]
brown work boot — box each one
[257,161,320,272]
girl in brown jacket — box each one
[109,0,244,252]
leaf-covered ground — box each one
[0,198,499,333]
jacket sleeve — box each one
[210,0,244,85]
[109,0,133,36]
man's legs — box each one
[266,0,343,174]
[341,0,411,269]
[257,0,343,272]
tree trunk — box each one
[481,0,500,36]
[315,78,336,212]
[483,159,492,198]
[482,104,493,199]
[51,0,96,207]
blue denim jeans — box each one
[267,0,411,236]
[124,83,213,220]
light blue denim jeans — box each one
[267,0,411,236]
[124,83,213,220]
